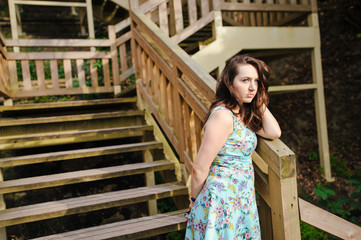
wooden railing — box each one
[0,33,10,98]
[1,24,133,98]
[220,0,316,27]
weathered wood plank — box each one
[35,60,45,90]
[158,1,169,36]
[32,210,187,240]
[21,60,31,90]
[50,59,59,89]
[63,59,72,88]
[0,141,161,168]
[7,52,111,60]
[220,3,312,12]
[299,198,361,239]
[0,110,144,127]
[5,39,110,47]
[187,0,197,25]
[89,59,97,87]
[0,125,153,150]
[76,59,86,87]
[173,0,184,34]
[0,183,187,227]
[0,97,136,112]
[101,58,111,87]
[0,160,174,194]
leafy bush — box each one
[300,222,329,240]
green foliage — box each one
[307,151,352,178]
[308,151,319,161]
[357,33,361,38]
[330,154,352,178]
[314,183,335,200]
[300,222,329,240]
[166,229,185,240]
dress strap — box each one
[207,106,237,124]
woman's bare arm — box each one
[256,106,281,140]
[190,110,233,205]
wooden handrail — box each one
[0,32,10,98]
[5,39,111,47]
[299,198,361,239]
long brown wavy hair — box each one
[207,55,270,132]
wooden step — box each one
[0,182,188,227]
[31,209,188,240]
[0,141,163,167]
[0,125,153,150]
[0,160,175,194]
[0,98,137,112]
[0,110,144,127]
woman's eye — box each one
[242,79,249,82]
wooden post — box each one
[86,0,95,51]
[108,25,120,95]
[0,170,7,239]
[8,0,19,52]
[143,149,157,215]
[308,13,333,182]
[257,139,301,240]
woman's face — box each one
[232,64,259,104]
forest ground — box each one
[267,0,361,226]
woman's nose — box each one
[249,82,256,91]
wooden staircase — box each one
[0,97,188,239]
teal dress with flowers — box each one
[185,106,261,240]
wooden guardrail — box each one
[0,33,10,98]
[220,0,316,27]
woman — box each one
[185,55,281,239]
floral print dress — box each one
[185,106,261,240]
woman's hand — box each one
[188,201,194,212]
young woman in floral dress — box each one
[185,55,281,240]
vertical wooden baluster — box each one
[35,60,45,90]
[63,59,72,88]
[8,60,18,92]
[182,101,192,159]
[159,72,167,116]
[200,0,209,18]
[159,1,169,36]
[90,59,98,87]
[21,60,31,90]
[188,0,197,26]
[76,59,85,88]
[119,43,128,74]
[102,58,111,87]
[173,0,184,34]
[152,64,160,105]
[50,59,59,89]
[166,80,174,127]
[267,0,275,25]
[255,0,263,26]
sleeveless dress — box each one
[185,106,261,240]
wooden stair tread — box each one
[0,141,163,167]
[0,110,144,127]
[0,182,188,227]
[31,209,188,240]
[0,125,153,150]
[0,160,174,194]
[0,97,137,112]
